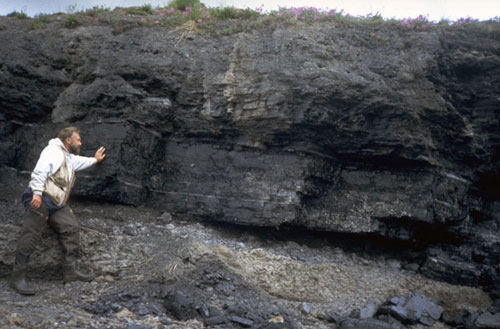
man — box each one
[10,126,106,295]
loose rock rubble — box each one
[0,199,494,329]
[377,293,443,326]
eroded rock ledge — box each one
[0,16,499,292]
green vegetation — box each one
[127,4,153,15]
[211,7,238,20]
[167,0,201,11]
[7,11,28,19]
[84,5,110,17]
[35,13,51,21]
[29,21,46,30]
[112,15,123,33]
[29,21,45,30]
[366,12,384,23]
[64,14,80,28]
[3,3,500,35]
[29,13,50,30]
[211,7,259,20]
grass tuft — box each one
[167,0,202,11]
[85,5,111,17]
[127,4,153,15]
[64,14,80,28]
[7,11,28,19]
[211,7,259,20]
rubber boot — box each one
[10,266,36,295]
[63,259,94,283]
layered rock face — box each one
[1,17,499,291]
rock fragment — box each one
[475,312,500,328]
[340,318,405,329]
[360,300,378,319]
[377,292,443,326]
[229,315,254,327]
[300,302,311,314]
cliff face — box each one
[1,16,499,290]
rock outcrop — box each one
[1,15,499,291]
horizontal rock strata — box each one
[0,16,499,290]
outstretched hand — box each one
[95,146,106,163]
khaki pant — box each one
[15,205,80,264]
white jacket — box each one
[29,138,97,196]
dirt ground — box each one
[0,199,491,329]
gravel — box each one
[0,200,491,328]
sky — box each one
[0,0,499,21]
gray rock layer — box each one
[1,17,499,289]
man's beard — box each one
[69,144,80,155]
